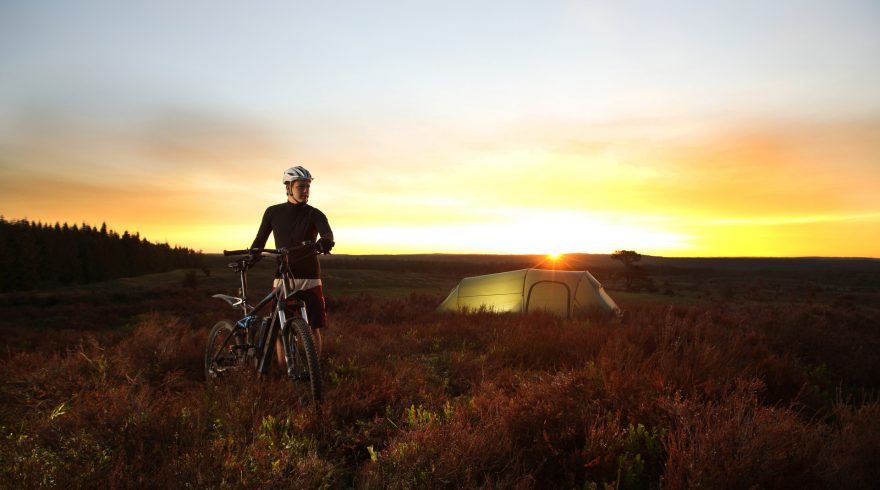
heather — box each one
[2,289,878,488]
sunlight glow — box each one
[335,209,692,255]
[1,3,878,258]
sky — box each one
[1,0,879,257]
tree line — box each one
[0,217,205,292]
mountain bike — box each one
[205,242,323,406]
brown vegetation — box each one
[1,286,879,488]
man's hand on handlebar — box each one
[247,249,263,264]
[316,237,335,254]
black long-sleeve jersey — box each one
[250,201,333,279]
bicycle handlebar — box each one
[222,241,317,257]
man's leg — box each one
[276,338,285,371]
[272,278,286,372]
[276,326,322,371]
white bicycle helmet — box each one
[282,166,313,184]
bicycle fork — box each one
[256,302,309,377]
[256,311,278,376]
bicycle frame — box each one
[211,246,314,376]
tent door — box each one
[525,281,571,318]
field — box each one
[1,254,879,488]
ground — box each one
[1,254,879,488]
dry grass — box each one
[1,293,879,488]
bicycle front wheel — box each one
[285,318,323,405]
[205,320,247,382]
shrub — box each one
[1,293,879,487]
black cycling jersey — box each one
[250,201,333,279]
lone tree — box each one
[611,250,642,291]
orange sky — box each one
[2,116,878,257]
[1,1,879,257]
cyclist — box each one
[250,165,334,364]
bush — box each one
[1,295,878,488]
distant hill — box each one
[315,253,880,300]
[321,252,880,274]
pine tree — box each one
[0,219,205,292]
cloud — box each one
[135,108,290,172]
[10,102,295,167]
[635,120,880,216]
[2,98,878,256]
[0,102,295,242]
[450,116,880,218]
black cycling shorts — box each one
[291,285,327,329]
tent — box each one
[437,268,620,318]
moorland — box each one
[1,253,879,488]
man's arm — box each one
[314,209,334,252]
[250,207,273,250]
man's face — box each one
[289,179,310,204]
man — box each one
[250,165,334,362]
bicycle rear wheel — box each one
[205,320,247,382]
[285,318,322,406]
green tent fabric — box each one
[437,268,620,317]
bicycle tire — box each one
[285,318,323,406]
[205,320,247,382]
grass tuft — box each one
[1,292,879,487]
